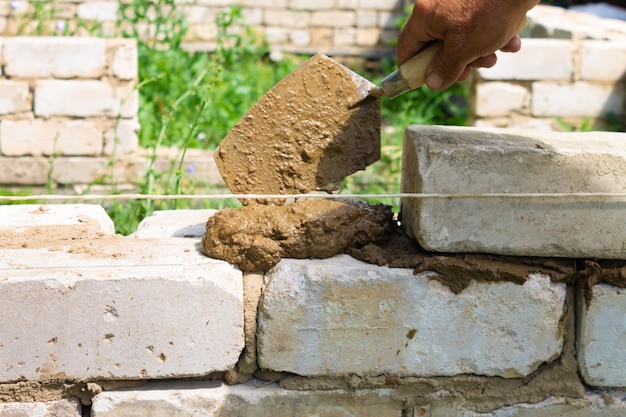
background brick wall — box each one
[0,36,140,187]
[473,5,626,131]
[0,0,409,57]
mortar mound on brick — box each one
[201,198,396,272]
[202,198,574,291]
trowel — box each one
[213,42,440,199]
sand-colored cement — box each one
[201,199,395,272]
[214,54,381,197]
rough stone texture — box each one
[0,204,115,234]
[427,392,626,416]
[257,255,566,378]
[0,398,81,417]
[577,283,626,387]
[34,80,138,118]
[401,125,626,259]
[0,119,103,156]
[477,39,574,81]
[133,209,217,238]
[3,37,106,78]
[91,380,404,417]
[0,214,243,382]
[531,81,623,118]
[0,80,29,114]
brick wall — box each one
[0,36,140,187]
[1,127,625,415]
[0,0,408,57]
[472,5,626,131]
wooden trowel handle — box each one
[397,41,442,91]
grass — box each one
[5,0,469,234]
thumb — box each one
[425,42,469,91]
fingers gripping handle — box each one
[377,17,529,99]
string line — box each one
[2,192,626,202]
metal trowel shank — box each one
[214,54,381,200]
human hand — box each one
[397,0,539,90]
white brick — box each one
[289,0,335,9]
[358,0,401,11]
[240,0,287,8]
[401,125,626,259]
[478,39,574,81]
[103,118,139,155]
[4,37,106,78]
[580,40,626,81]
[578,283,626,387]
[428,392,626,416]
[111,40,138,80]
[35,80,138,118]
[0,156,49,184]
[0,399,81,417]
[378,11,402,29]
[531,81,623,117]
[310,10,355,27]
[50,156,131,185]
[264,26,287,43]
[0,204,115,234]
[0,16,6,34]
[0,80,29,114]
[258,255,566,378]
[2,0,28,14]
[182,5,215,23]
[196,0,238,5]
[264,9,309,28]
[474,82,529,117]
[289,29,311,46]
[356,11,377,28]
[241,7,262,25]
[133,209,217,238]
[77,1,118,21]
[356,28,381,46]
[0,119,103,156]
[333,27,356,46]
[91,380,404,417]
[337,0,357,8]
[0,233,243,382]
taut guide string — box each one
[1,192,626,202]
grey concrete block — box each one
[0,398,81,417]
[577,283,626,387]
[133,209,217,238]
[0,204,115,234]
[257,255,566,378]
[427,391,626,416]
[91,380,404,417]
[0,235,243,382]
[401,125,626,259]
